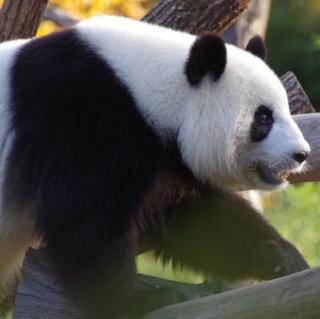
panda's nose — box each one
[293,151,309,164]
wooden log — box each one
[143,0,250,34]
[13,249,80,319]
[0,0,48,41]
[144,266,320,319]
[281,72,315,115]
[13,248,230,318]
[290,113,320,183]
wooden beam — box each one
[13,249,80,319]
[144,266,320,319]
[13,248,231,319]
[290,113,320,183]
[281,72,315,115]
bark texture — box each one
[143,0,250,34]
[289,113,320,183]
[0,0,48,41]
[281,71,315,115]
[145,267,320,319]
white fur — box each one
[77,17,310,189]
[77,16,193,136]
[0,39,29,234]
[77,16,309,190]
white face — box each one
[178,45,310,190]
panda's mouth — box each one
[252,163,290,185]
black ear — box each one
[245,35,267,61]
[185,34,227,86]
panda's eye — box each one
[254,106,273,125]
[257,112,269,124]
[250,105,274,142]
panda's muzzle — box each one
[253,163,290,185]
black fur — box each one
[245,35,267,61]
[4,28,308,319]
[250,105,274,142]
[8,29,167,318]
[145,186,308,281]
[185,34,227,86]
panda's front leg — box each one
[44,228,186,319]
[147,187,308,281]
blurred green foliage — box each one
[265,0,320,268]
[267,0,320,108]
[137,253,204,283]
[265,183,320,267]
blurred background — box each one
[31,0,320,281]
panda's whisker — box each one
[300,161,312,173]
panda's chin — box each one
[256,165,289,185]
[260,179,289,191]
[253,163,290,190]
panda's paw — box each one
[253,239,309,280]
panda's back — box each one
[9,29,136,128]
[3,28,167,219]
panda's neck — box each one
[77,17,195,138]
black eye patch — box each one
[250,105,274,142]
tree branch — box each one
[43,6,79,28]
[144,267,320,319]
[289,113,320,183]
[143,0,251,34]
[0,0,48,41]
[281,72,315,115]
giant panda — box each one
[0,16,310,318]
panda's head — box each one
[178,34,310,190]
